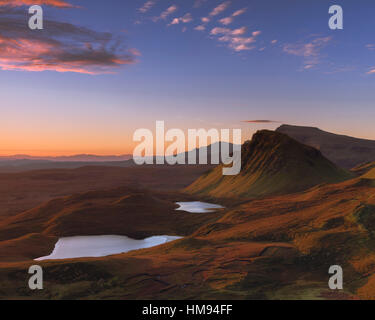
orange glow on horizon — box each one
[1,123,375,158]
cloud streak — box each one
[211,27,261,51]
[0,8,137,74]
[138,1,155,13]
[0,0,73,7]
[153,5,177,21]
[169,13,192,26]
[219,7,246,25]
[210,1,230,17]
[283,36,332,69]
[242,120,280,123]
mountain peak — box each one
[186,130,352,199]
[241,130,324,172]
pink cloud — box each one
[0,37,136,74]
[232,44,254,52]
[283,37,332,69]
[211,26,261,52]
[153,5,177,21]
[219,17,233,25]
[232,27,247,36]
[169,13,192,25]
[0,10,137,74]
[210,27,231,35]
[232,8,247,17]
[231,37,256,44]
[283,36,332,69]
[210,27,247,36]
[129,48,142,57]
[0,0,73,7]
[138,1,155,13]
[219,7,247,25]
[194,25,205,31]
[209,1,230,17]
[284,37,331,57]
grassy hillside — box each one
[363,167,375,180]
[1,176,375,299]
[0,165,213,222]
[0,187,226,261]
[186,130,352,199]
[352,161,375,177]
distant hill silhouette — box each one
[186,130,351,198]
[0,154,133,162]
[276,125,375,169]
[0,143,233,173]
[0,159,135,173]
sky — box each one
[0,0,375,156]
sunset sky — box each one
[0,0,374,156]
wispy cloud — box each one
[200,1,230,23]
[211,27,247,36]
[194,25,205,31]
[0,0,73,7]
[169,13,192,26]
[0,8,137,74]
[366,68,375,75]
[232,8,247,17]
[283,36,332,69]
[242,120,280,123]
[128,48,142,57]
[210,27,230,35]
[210,1,230,17]
[219,7,246,25]
[138,1,155,13]
[211,27,261,51]
[219,17,233,25]
[153,5,177,22]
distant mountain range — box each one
[0,144,233,172]
[3,125,375,174]
[148,141,235,165]
[276,125,375,169]
[186,130,352,199]
[0,154,132,162]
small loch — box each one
[175,201,224,213]
[35,235,182,261]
